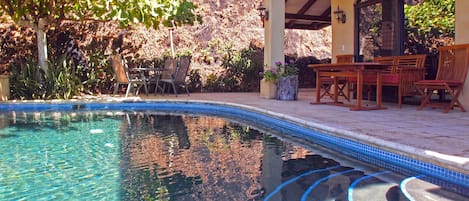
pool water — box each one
[0,112,122,200]
[0,111,467,201]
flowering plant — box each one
[260,60,298,82]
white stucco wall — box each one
[263,0,285,67]
[455,0,469,109]
[331,0,355,63]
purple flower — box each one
[275,61,282,66]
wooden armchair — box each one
[387,54,426,108]
[336,54,354,63]
[156,56,192,96]
[415,44,469,113]
[110,54,148,97]
[319,54,354,101]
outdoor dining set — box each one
[309,44,469,113]
[110,54,192,98]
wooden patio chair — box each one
[154,57,176,95]
[415,44,469,113]
[319,54,354,101]
[336,54,354,63]
[110,54,148,98]
[156,56,191,96]
[393,54,427,108]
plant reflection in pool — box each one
[0,111,467,201]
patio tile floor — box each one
[137,88,469,175]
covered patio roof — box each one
[285,0,331,30]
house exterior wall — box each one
[456,0,469,108]
[331,0,355,63]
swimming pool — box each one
[0,101,468,200]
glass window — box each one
[356,0,383,61]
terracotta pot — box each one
[260,79,277,99]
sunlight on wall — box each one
[331,0,354,63]
[456,0,469,109]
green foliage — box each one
[404,0,455,55]
[201,43,263,92]
[199,39,224,65]
[9,55,89,100]
[175,49,192,57]
[9,59,45,100]
[219,47,263,92]
[260,60,298,82]
[43,55,84,99]
[83,50,113,94]
[0,0,201,30]
[280,60,298,77]
[262,67,278,82]
[107,0,202,29]
[187,69,202,92]
[0,0,201,75]
[404,0,455,37]
[204,73,222,91]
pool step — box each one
[401,177,469,201]
[349,176,406,201]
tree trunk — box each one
[37,18,48,72]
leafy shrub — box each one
[10,55,88,100]
[187,69,202,92]
[43,55,84,99]
[9,59,45,100]
[82,50,113,94]
[219,45,263,92]
[204,73,222,92]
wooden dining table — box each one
[308,62,390,111]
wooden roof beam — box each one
[285,13,330,23]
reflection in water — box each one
[0,134,19,139]
[121,113,265,200]
[120,113,369,201]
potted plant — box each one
[260,60,299,100]
[259,65,279,99]
[0,63,10,101]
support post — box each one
[260,0,285,99]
